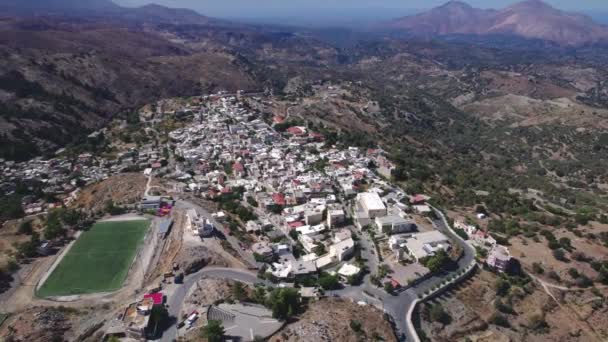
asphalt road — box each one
[329,208,476,342]
[157,267,266,342]
[164,200,474,342]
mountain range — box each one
[0,0,213,25]
[385,0,608,46]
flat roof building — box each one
[375,215,416,235]
[405,230,450,261]
[357,192,387,219]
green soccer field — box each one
[37,219,150,297]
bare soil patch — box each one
[272,298,396,342]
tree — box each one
[44,210,66,240]
[384,281,396,293]
[421,250,449,273]
[149,305,169,336]
[232,282,248,301]
[532,262,544,274]
[489,313,510,328]
[428,304,451,324]
[18,220,33,235]
[312,244,327,256]
[350,319,363,333]
[289,229,299,240]
[266,288,301,320]
[318,273,340,290]
[252,286,267,304]
[552,248,567,262]
[200,320,225,342]
[0,195,25,222]
[495,278,511,297]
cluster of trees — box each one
[266,288,302,320]
[424,303,452,325]
[200,320,225,342]
[13,231,41,259]
[104,200,127,216]
[0,195,25,222]
[420,250,450,273]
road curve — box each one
[158,267,267,342]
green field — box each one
[37,219,150,297]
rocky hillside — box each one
[0,16,275,160]
[385,0,608,46]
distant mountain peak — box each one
[384,0,608,46]
[439,1,474,10]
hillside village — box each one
[0,92,514,341]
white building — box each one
[337,263,361,280]
[246,221,262,233]
[405,231,451,261]
[454,220,477,236]
[304,207,324,225]
[327,208,346,228]
[375,215,416,235]
[330,238,355,261]
[357,192,387,218]
[296,224,326,236]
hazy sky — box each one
[114,0,608,21]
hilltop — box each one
[385,0,608,46]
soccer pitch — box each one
[37,219,150,297]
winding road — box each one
[157,267,268,342]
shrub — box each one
[349,320,362,333]
[428,304,451,325]
[532,262,544,274]
[552,249,567,262]
[489,313,510,327]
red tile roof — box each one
[287,127,305,136]
[143,292,164,305]
[288,221,304,228]
[272,193,286,206]
[233,162,245,172]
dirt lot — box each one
[420,268,608,342]
[509,227,608,283]
[0,305,111,342]
[272,298,396,342]
[74,173,158,213]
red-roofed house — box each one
[410,194,427,205]
[288,221,304,229]
[273,116,286,124]
[143,292,164,306]
[233,162,245,178]
[272,193,286,206]
[287,126,305,136]
[310,132,324,142]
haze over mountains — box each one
[386,0,608,46]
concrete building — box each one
[405,231,451,261]
[252,242,275,262]
[329,237,355,261]
[356,192,387,218]
[375,215,416,235]
[327,208,346,228]
[337,263,361,280]
[246,221,262,233]
[487,245,511,272]
[140,196,162,210]
[304,207,324,225]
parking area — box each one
[209,303,283,341]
